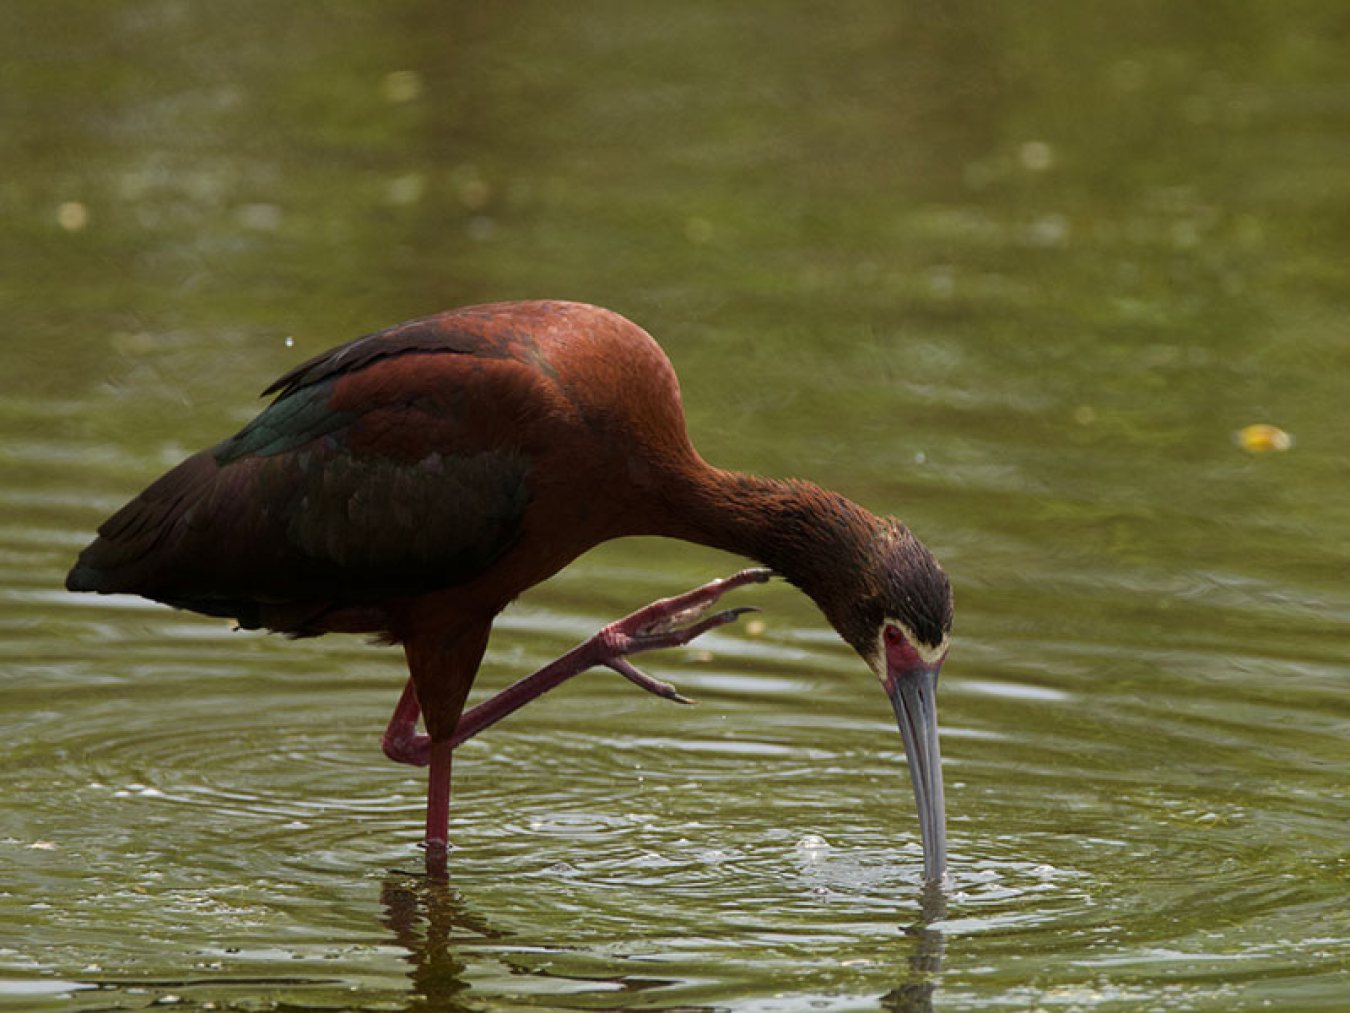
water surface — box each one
[2,2,1347,1010]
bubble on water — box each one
[795,833,831,857]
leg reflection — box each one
[880,881,947,1013]
[379,872,508,1012]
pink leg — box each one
[449,567,771,746]
[380,568,771,861]
[380,567,771,761]
[425,739,452,855]
[382,679,430,766]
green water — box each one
[3,2,1348,1010]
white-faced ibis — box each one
[67,301,953,880]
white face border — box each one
[868,618,950,682]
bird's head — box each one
[706,481,955,881]
[814,518,953,882]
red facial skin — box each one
[883,624,946,690]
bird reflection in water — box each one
[379,872,499,1012]
[379,871,684,1011]
[881,881,948,1013]
[379,871,949,1011]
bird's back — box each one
[67,301,695,636]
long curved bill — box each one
[885,663,947,882]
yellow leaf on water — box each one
[1235,423,1292,453]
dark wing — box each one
[66,313,539,632]
[259,315,482,400]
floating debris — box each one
[1235,423,1292,453]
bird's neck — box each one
[655,460,882,625]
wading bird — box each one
[67,301,953,880]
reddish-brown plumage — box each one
[68,300,954,873]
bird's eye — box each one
[884,625,904,647]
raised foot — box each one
[590,566,773,703]
[447,567,772,748]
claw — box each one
[676,605,755,642]
[638,604,755,640]
[606,657,695,705]
[717,605,757,630]
[627,568,773,633]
